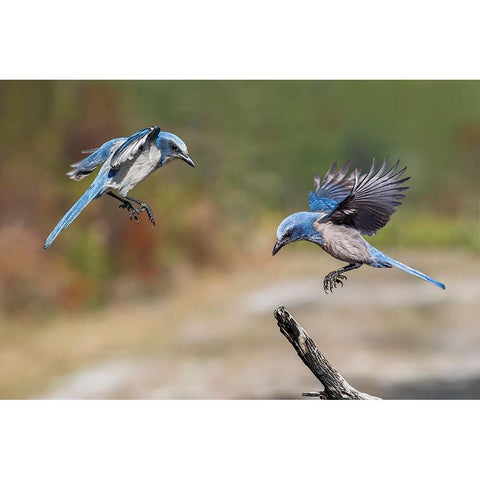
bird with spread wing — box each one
[272,159,445,293]
[44,126,194,249]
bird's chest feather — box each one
[109,148,160,194]
[314,222,373,263]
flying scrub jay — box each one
[272,159,446,293]
[44,126,194,249]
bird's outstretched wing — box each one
[308,162,359,213]
[110,126,161,169]
[67,137,126,181]
[329,158,410,236]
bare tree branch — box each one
[274,306,381,400]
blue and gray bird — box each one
[272,159,445,293]
[44,126,194,249]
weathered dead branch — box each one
[274,306,380,400]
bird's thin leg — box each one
[123,194,155,226]
[107,190,131,205]
[107,191,155,225]
[110,192,141,223]
[323,262,362,293]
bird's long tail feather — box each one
[370,249,445,290]
[44,178,105,249]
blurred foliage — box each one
[0,80,478,316]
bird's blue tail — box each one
[44,178,105,249]
[369,248,446,290]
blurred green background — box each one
[0,81,479,399]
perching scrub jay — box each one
[44,126,194,249]
[272,159,445,293]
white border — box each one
[2,1,480,79]
[0,400,477,479]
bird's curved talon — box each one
[119,202,142,223]
[139,203,156,226]
[323,272,348,294]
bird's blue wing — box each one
[67,137,126,181]
[110,126,161,169]
[308,193,340,213]
[308,162,358,214]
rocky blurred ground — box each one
[18,249,478,400]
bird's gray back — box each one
[314,221,374,264]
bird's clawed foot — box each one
[323,271,347,294]
[119,201,155,226]
[139,202,156,226]
[119,201,141,223]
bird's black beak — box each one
[272,240,284,256]
[182,154,195,168]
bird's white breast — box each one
[107,146,160,195]
[314,222,374,263]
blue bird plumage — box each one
[273,158,446,293]
[44,126,194,249]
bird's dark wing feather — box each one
[308,162,359,213]
[110,126,161,169]
[329,158,409,236]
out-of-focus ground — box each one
[1,247,477,399]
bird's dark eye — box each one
[284,230,293,239]
[171,143,178,151]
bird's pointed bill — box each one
[272,241,284,256]
[182,155,195,167]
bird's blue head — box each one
[156,131,195,168]
[272,211,325,256]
